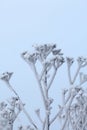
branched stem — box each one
[32,64,47,109]
[5,81,38,130]
[61,95,75,130]
[44,63,50,130]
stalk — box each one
[5,81,38,130]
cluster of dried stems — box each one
[0,44,87,130]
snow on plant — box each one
[0,97,22,130]
[0,44,87,130]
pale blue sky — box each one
[0,0,87,129]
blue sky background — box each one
[0,0,87,129]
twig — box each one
[49,107,63,125]
[35,109,44,124]
[61,95,75,130]
[5,81,38,130]
[48,68,57,90]
[67,64,72,84]
[32,64,47,109]
[39,67,46,81]
[72,66,80,84]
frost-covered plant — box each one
[21,44,64,130]
[0,44,87,130]
[0,97,22,130]
[58,56,87,130]
[0,72,38,130]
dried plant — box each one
[0,44,87,130]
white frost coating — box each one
[0,44,87,130]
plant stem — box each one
[32,64,47,109]
[32,64,50,130]
[45,68,49,130]
[67,64,72,84]
[48,68,57,90]
[72,66,80,84]
[61,95,75,130]
[5,81,38,130]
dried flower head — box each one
[7,97,19,107]
[66,57,74,67]
[52,49,63,55]
[0,72,13,82]
[35,109,40,116]
[33,44,56,59]
[79,72,87,84]
[77,56,87,67]
[34,44,56,52]
[69,91,87,129]
[21,51,39,64]
[0,102,7,110]
[51,56,64,68]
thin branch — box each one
[48,68,57,90]
[39,67,46,81]
[61,95,75,130]
[40,61,53,82]
[44,63,50,130]
[62,91,66,106]
[69,114,76,130]
[13,110,22,122]
[67,64,72,84]
[72,66,80,84]
[82,119,87,130]
[32,64,47,109]
[74,114,82,130]
[35,109,44,124]
[64,88,72,105]
[49,89,75,126]
[42,118,46,130]
[49,107,63,125]
[5,81,38,130]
